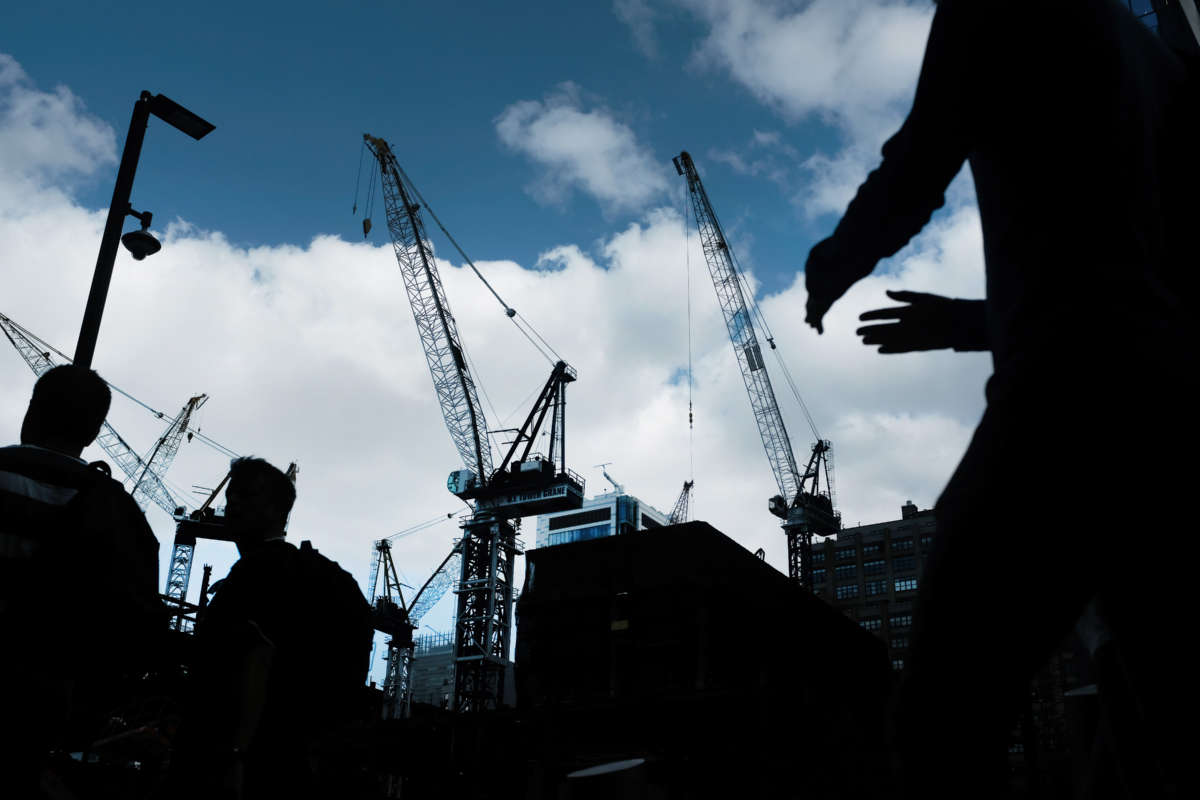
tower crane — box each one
[367,536,463,718]
[596,462,624,494]
[667,480,694,525]
[363,134,584,711]
[1,312,245,610]
[673,152,840,587]
[1,312,188,517]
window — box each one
[865,579,886,597]
[889,614,913,629]
[891,635,909,650]
[835,564,856,580]
[859,617,881,632]
[811,568,827,584]
[863,559,885,576]
[919,534,933,549]
[891,658,905,671]
[836,547,856,561]
[549,507,611,531]
[811,551,826,564]
[893,556,916,573]
[836,583,859,600]
[895,577,918,593]
[891,537,914,553]
[862,543,881,556]
[547,524,610,546]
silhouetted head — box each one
[225,456,296,549]
[20,365,111,457]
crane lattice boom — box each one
[668,480,694,525]
[363,134,492,484]
[674,152,839,586]
[673,153,802,501]
[1,312,181,516]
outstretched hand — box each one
[857,290,988,353]
[804,237,874,334]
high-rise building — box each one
[809,500,934,672]
[533,490,669,549]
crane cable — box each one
[392,163,563,365]
[352,142,365,215]
[382,508,469,543]
[725,240,822,444]
[681,181,695,487]
[1,312,241,460]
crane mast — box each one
[363,134,583,712]
[673,151,839,587]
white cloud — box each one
[679,0,932,139]
[614,0,662,59]
[0,54,115,186]
[495,83,670,214]
[657,1,938,222]
[1,56,991,683]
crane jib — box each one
[365,135,493,484]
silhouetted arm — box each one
[857,290,987,353]
[806,1,986,332]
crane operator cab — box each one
[447,456,585,518]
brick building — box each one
[809,500,934,672]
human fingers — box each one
[886,289,943,304]
[856,322,906,346]
[858,306,909,322]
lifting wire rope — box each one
[681,180,695,488]
[382,508,469,544]
[693,209,823,446]
[354,140,564,367]
[0,311,241,461]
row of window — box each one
[817,533,934,562]
[835,578,919,601]
[857,614,915,635]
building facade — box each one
[533,491,669,549]
[810,500,934,673]
[408,631,455,709]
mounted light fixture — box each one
[121,208,161,261]
[74,91,214,368]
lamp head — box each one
[121,228,161,261]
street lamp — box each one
[73,91,214,368]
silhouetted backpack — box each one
[287,540,373,716]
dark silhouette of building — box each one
[516,521,890,799]
[809,500,933,674]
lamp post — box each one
[73,91,214,369]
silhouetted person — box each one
[0,365,163,798]
[175,457,372,799]
[804,1,1196,797]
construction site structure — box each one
[674,151,840,587]
[367,536,465,718]
[1,313,189,519]
[667,480,694,525]
[363,133,584,711]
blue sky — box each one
[8,0,861,295]
[3,2,999,671]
